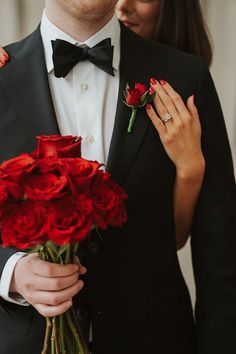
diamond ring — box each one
[161,113,172,123]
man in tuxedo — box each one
[0,1,236,353]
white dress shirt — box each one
[0,10,120,304]
[43,10,120,163]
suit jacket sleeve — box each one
[0,246,19,277]
[191,59,236,353]
[0,245,19,312]
[0,76,22,281]
[0,74,22,302]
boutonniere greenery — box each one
[123,83,155,133]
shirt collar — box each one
[40,9,120,74]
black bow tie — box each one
[51,38,114,78]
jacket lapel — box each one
[106,25,167,185]
[0,26,59,149]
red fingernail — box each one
[150,78,157,85]
[149,86,155,94]
[0,59,5,67]
[160,79,167,85]
[146,103,151,110]
[3,53,9,62]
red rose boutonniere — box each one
[123,83,155,133]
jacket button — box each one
[77,308,88,320]
[87,240,99,254]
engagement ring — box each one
[161,113,172,123]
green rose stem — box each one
[52,317,60,354]
[65,244,71,264]
[65,311,86,354]
[127,107,137,133]
[51,320,56,354]
[65,329,74,353]
[51,325,55,354]
[59,314,66,354]
[71,305,89,352]
[41,317,52,354]
[38,241,89,354]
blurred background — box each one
[0,0,235,305]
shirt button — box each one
[87,135,94,144]
[80,83,89,91]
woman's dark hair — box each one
[156,0,212,67]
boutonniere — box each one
[123,83,155,133]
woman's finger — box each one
[150,78,179,122]
[146,103,166,137]
[187,95,199,120]
[159,80,192,120]
[149,87,174,129]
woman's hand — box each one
[0,47,9,67]
[146,78,205,178]
[146,78,205,249]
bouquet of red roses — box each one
[0,135,128,354]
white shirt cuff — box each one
[0,252,29,306]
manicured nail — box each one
[160,79,167,85]
[149,86,155,94]
[3,53,9,61]
[0,59,5,67]
[146,103,152,110]
[150,78,157,85]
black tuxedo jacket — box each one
[0,24,235,354]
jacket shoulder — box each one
[121,23,203,74]
[3,25,41,59]
[156,41,203,70]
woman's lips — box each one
[122,21,136,28]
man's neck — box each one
[45,7,115,42]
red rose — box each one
[66,158,102,194]
[37,135,82,158]
[0,180,24,200]
[48,195,93,245]
[1,201,48,249]
[36,157,65,174]
[135,83,147,96]
[89,172,128,229]
[125,83,148,107]
[0,154,35,199]
[126,88,142,106]
[101,179,128,227]
[89,183,117,230]
[101,173,128,201]
[0,154,35,182]
[0,184,8,209]
[24,173,68,201]
[106,199,127,227]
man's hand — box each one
[10,253,86,317]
